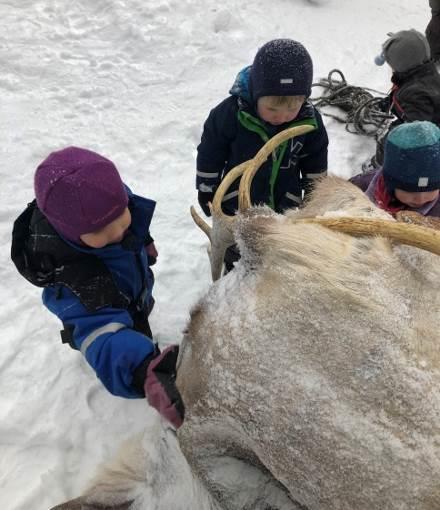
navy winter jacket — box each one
[196,66,329,214]
[12,188,157,399]
[388,62,440,126]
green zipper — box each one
[238,111,317,209]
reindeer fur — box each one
[51,177,440,510]
[177,177,440,509]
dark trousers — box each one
[374,131,387,166]
[427,13,440,61]
[224,244,241,274]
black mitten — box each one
[377,96,391,113]
[198,191,215,217]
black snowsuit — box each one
[375,61,440,164]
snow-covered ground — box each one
[0,0,429,508]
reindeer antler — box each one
[191,125,315,280]
[190,161,253,281]
[238,125,316,210]
[299,216,440,256]
[191,125,440,281]
[395,210,440,231]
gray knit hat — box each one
[374,29,431,72]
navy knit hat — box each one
[250,39,313,103]
[35,147,129,243]
[383,121,440,193]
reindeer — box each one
[50,126,440,510]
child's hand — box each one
[144,345,185,429]
[377,96,391,113]
[198,191,215,217]
[146,242,158,265]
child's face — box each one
[80,207,132,248]
[257,96,305,126]
[394,188,439,208]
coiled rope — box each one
[310,69,393,137]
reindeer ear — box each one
[49,496,134,510]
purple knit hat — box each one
[34,147,128,243]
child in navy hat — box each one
[11,147,184,429]
[368,29,440,169]
[197,38,328,216]
[351,121,440,217]
[196,38,328,270]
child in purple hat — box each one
[11,147,184,429]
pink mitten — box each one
[144,345,184,429]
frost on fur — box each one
[51,177,440,510]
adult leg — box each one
[427,1,440,60]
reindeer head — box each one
[191,127,440,281]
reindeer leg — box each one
[199,454,305,510]
[179,420,304,510]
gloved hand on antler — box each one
[376,95,391,113]
[198,190,214,217]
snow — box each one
[0,0,429,508]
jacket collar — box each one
[229,65,253,104]
[392,60,437,85]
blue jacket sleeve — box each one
[196,97,238,193]
[43,285,155,398]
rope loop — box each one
[310,69,393,137]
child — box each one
[351,121,440,218]
[426,0,440,61]
[11,147,183,428]
[196,38,328,216]
[371,29,440,167]
[196,38,328,270]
